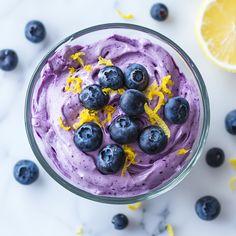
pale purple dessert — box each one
[31,35,200,197]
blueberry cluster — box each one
[75,63,190,175]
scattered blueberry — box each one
[25,20,46,43]
[138,125,167,154]
[124,64,149,91]
[206,148,225,167]
[79,84,109,110]
[164,96,190,124]
[150,3,169,21]
[112,214,129,230]
[74,122,103,152]
[109,115,140,144]
[0,49,18,71]
[14,160,39,185]
[96,144,125,174]
[225,110,236,135]
[98,66,124,90]
[120,89,147,116]
[195,196,221,221]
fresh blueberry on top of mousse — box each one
[124,64,149,91]
[164,96,190,124]
[112,213,129,230]
[138,125,168,154]
[79,84,109,110]
[225,110,236,135]
[206,147,225,168]
[96,144,125,175]
[150,3,169,21]
[120,89,147,116]
[74,122,103,152]
[98,66,124,90]
[25,20,46,43]
[109,115,140,144]
[14,160,39,185]
[0,49,18,71]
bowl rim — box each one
[25,23,210,204]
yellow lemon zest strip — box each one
[117,88,125,94]
[165,224,174,236]
[116,9,135,20]
[84,64,93,73]
[144,103,170,138]
[102,88,125,95]
[128,202,143,211]
[101,105,116,126]
[70,52,85,67]
[121,145,137,176]
[177,148,190,155]
[230,177,236,190]
[68,67,76,77]
[98,56,113,66]
[161,75,174,98]
[59,117,71,131]
[229,159,236,170]
[153,91,165,114]
[65,77,82,94]
[75,227,84,235]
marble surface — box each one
[1,0,236,235]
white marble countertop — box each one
[1,0,236,235]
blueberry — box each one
[225,110,236,135]
[96,144,125,174]
[79,84,109,110]
[206,148,225,167]
[164,96,190,124]
[14,160,39,185]
[74,122,103,152]
[150,3,168,21]
[99,66,124,90]
[0,49,18,71]
[120,89,147,116]
[25,20,46,43]
[124,64,149,91]
[112,214,129,230]
[138,125,167,154]
[195,196,221,221]
[109,115,140,144]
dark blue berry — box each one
[225,110,236,135]
[25,20,46,43]
[138,126,167,154]
[112,214,129,230]
[74,122,103,152]
[109,115,140,144]
[195,196,221,221]
[150,3,168,21]
[206,148,225,167]
[98,66,124,90]
[124,64,149,91]
[14,160,39,185]
[79,84,109,110]
[0,49,18,71]
[164,96,189,124]
[120,89,147,116]
[96,144,125,174]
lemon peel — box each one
[102,87,125,95]
[160,75,174,98]
[165,224,174,236]
[229,159,236,170]
[65,77,82,94]
[75,227,84,235]
[68,67,76,77]
[101,105,116,126]
[84,64,93,73]
[59,117,71,131]
[98,56,113,66]
[128,202,143,210]
[70,52,85,67]
[230,176,236,190]
[116,9,135,20]
[177,149,190,155]
[121,145,137,176]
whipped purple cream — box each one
[31,35,200,197]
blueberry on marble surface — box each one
[124,64,149,91]
[150,3,169,21]
[206,147,225,167]
[0,49,18,71]
[195,196,221,221]
[14,160,39,185]
[225,110,236,135]
[79,84,109,110]
[109,115,140,144]
[120,89,147,116]
[25,20,46,43]
[112,213,129,230]
[98,66,124,90]
[96,144,125,175]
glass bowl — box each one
[25,23,210,204]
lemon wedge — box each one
[195,0,236,72]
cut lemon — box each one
[195,0,236,72]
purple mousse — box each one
[31,35,200,197]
